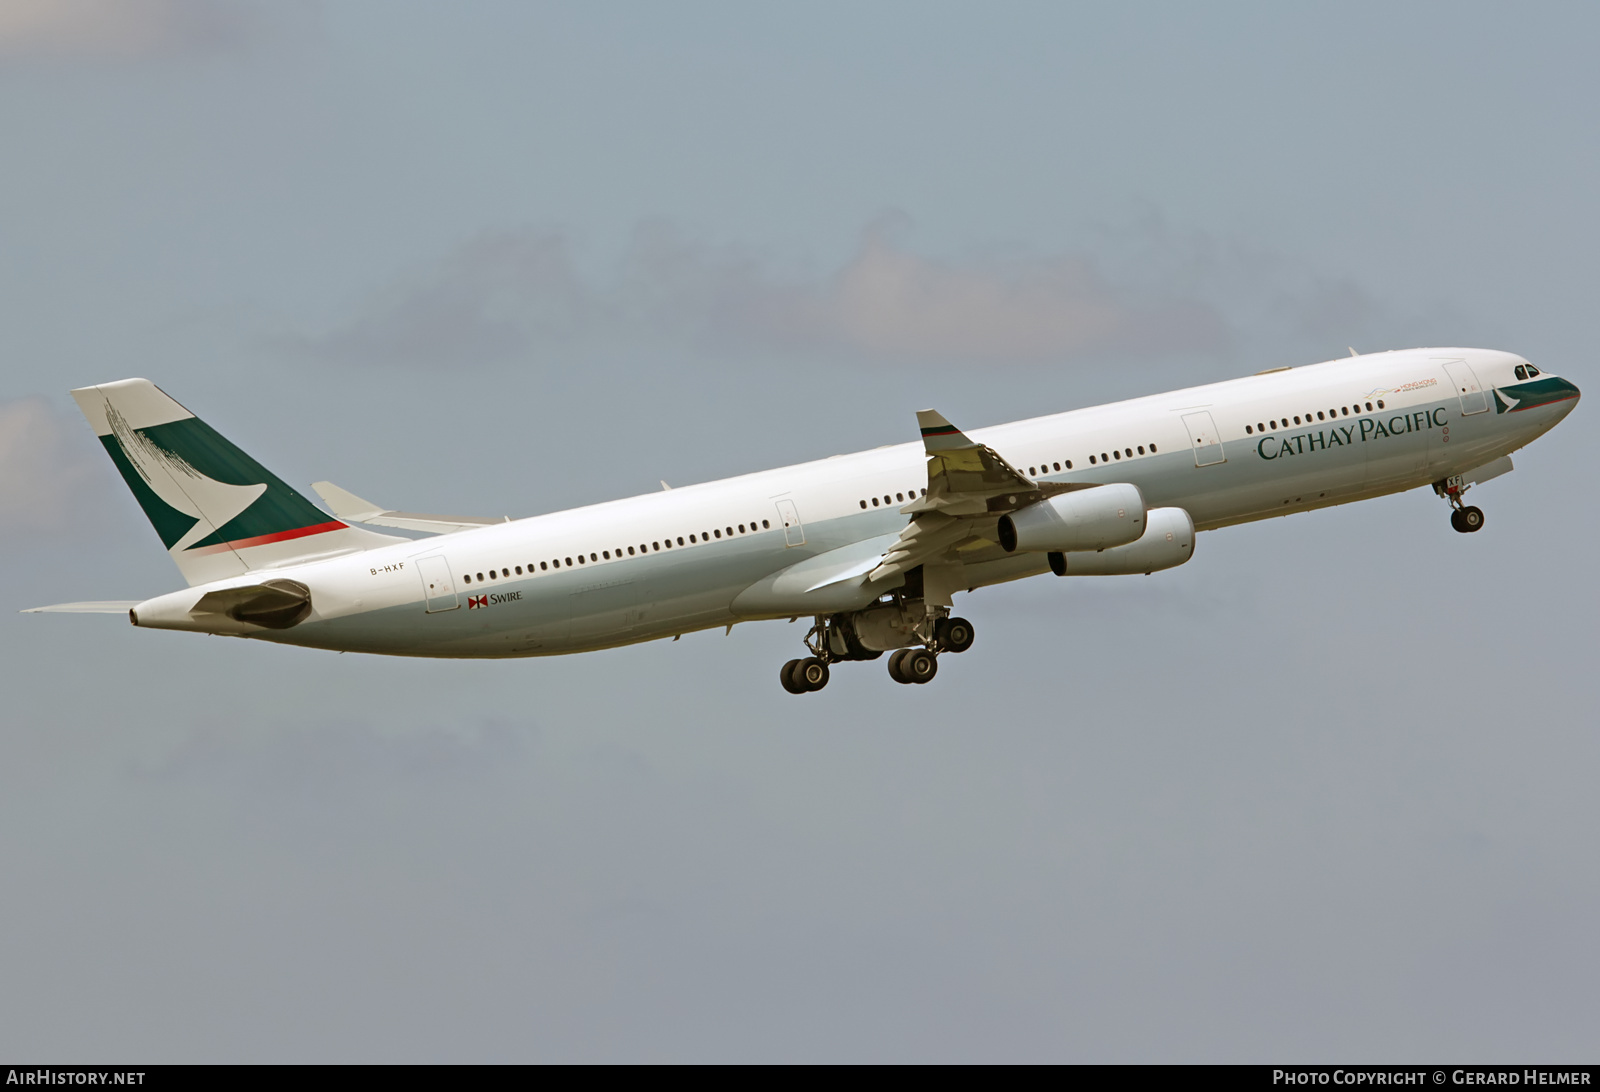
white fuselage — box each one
[129,347,1579,657]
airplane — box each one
[24,347,1579,692]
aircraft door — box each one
[775,498,806,546]
[417,555,459,612]
[1440,359,1490,415]
[1181,411,1227,466]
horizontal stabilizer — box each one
[21,601,141,614]
[311,481,504,535]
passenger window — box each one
[1125,448,1132,458]
[1089,455,1096,465]
[1293,416,1301,424]
[860,500,867,509]
[653,542,660,551]
[1113,450,1121,460]
[1377,400,1385,409]
[1028,467,1036,476]
[872,497,879,506]
[714,529,721,538]
[678,536,685,545]
[762,520,770,528]
[462,574,471,584]
[603,550,611,559]
[1245,426,1253,434]
[624,546,631,555]
[1365,402,1373,411]
[515,566,522,575]
[540,562,548,571]
[895,495,904,504]
[725,527,733,536]
[1138,445,1146,454]
[1341,407,1349,416]
[477,572,485,581]
[739,524,746,533]
[1101,452,1109,462]
[1053,462,1061,471]
[1065,460,1072,469]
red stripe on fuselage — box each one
[184,520,348,555]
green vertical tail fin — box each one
[71,379,401,586]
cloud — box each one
[0,397,101,538]
[288,220,1233,369]
[305,232,592,369]
[751,226,1227,361]
[0,0,259,59]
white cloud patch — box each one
[291,221,1232,369]
[0,397,100,538]
[0,0,257,59]
[752,228,1225,360]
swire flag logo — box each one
[468,595,488,609]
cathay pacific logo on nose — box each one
[1493,376,1582,414]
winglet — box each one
[916,409,975,453]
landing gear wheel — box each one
[796,656,830,691]
[1450,509,1467,533]
[1460,505,1484,533]
[780,659,807,694]
[902,648,938,684]
[887,648,912,684]
[935,616,975,654]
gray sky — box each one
[2,1,1596,1062]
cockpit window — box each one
[1527,364,1541,377]
[1515,365,1528,380]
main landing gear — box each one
[780,656,830,694]
[1433,476,1485,534]
[778,609,976,694]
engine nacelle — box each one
[998,483,1146,553]
[1047,507,1195,575]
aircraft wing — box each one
[868,410,1090,588]
[311,481,505,536]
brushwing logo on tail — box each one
[106,404,266,553]
[100,399,344,556]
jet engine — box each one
[1046,507,1195,576]
[997,483,1145,553]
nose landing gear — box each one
[1434,476,1486,534]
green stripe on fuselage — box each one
[1495,376,1581,413]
